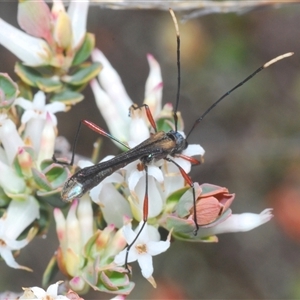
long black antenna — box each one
[169,8,180,132]
[186,52,294,139]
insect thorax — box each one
[167,130,188,155]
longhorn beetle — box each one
[53,9,293,269]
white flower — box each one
[67,0,90,49]
[143,53,163,118]
[0,159,26,194]
[91,49,133,124]
[54,196,94,278]
[15,91,65,126]
[0,114,24,165]
[79,158,133,228]
[91,50,163,145]
[125,161,164,220]
[0,0,89,67]
[0,196,39,271]
[197,209,273,238]
[15,91,64,155]
[114,221,171,283]
[0,18,52,66]
[20,281,68,300]
[90,78,130,144]
[36,112,57,167]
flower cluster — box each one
[0,0,274,298]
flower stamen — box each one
[135,243,147,254]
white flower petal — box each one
[77,195,94,245]
[148,165,164,183]
[4,196,39,240]
[32,90,46,109]
[68,0,89,49]
[0,18,51,66]
[114,247,138,265]
[146,225,161,242]
[44,101,65,114]
[77,159,94,169]
[92,49,133,120]
[14,97,34,110]
[36,115,56,166]
[95,184,132,228]
[0,248,30,270]
[90,172,123,200]
[173,156,192,174]
[24,118,46,155]
[90,79,129,143]
[183,144,205,157]
[20,110,37,124]
[123,223,138,245]
[144,54,163,118]
[128,116,149,145]
[0,118,24,165]
[128,169,143,192]
[198,209,273,237]
[0,160,26,194]
[134,176,163,218]
[46,281,60,296]
[147,240,170,256]
[5,238,29,251]
[137,254,153,278]
[30,287,46,298]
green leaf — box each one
[42,254,59,287]
[61,62,101,86]
[35,200,51,234]
[50,89,84,105]
[16,81,33,101]
[172,231,218,243]
[12,146,35,177]
[0,187,11,206]
[176,189,194,218]
[72,33,95,66]
[0,73,19,105]
[166,215,195,234]
[200,183,227,196]
[15,62,62,92]
[43,164,69,189]
[36,189,66,208]
[32,168,52,191]
[87,270,134,295]
[166,187,189,205]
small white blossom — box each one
[67,0,90,49]
[15,91,64,155]
[144,53,163,118]
[114,221,171,281]
[91,49,133,122]
[0,114,24,165]
[125,161,164,220]
[197,209,274,238]
[15,91,65,126]
[91,50,164,147]
[20,281,68,300]
[0,196,39,271]
[79,158,133,228]
[54,196,94,281]
[0,18,52,66]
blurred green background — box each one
[1,2,300,299]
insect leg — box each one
[52,119,129,166]
[176,153,202,166]
[124,164,149,271]
[129,104,157,133]
[165,157,199,235]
